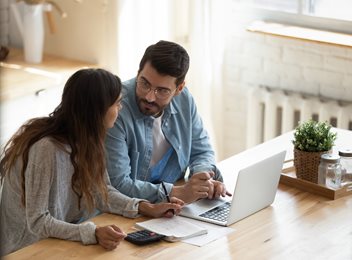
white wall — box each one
[221,4,352,159]
[44,0,117,68]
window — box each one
[252,0,352,21]
[310,0,352,21]
[251,0,300,14]
[234,0,352,34]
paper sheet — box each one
[178,216,235,247]
[135,216,207,241]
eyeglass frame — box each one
[136,77,178,100]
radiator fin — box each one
[247,87,352,148]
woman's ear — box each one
[174,81,186,96]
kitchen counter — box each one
[0,49,97,144]
[0,48,96,101]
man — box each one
[106,40,231,203]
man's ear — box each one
[174,81,186,96]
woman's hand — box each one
[138,197,184,218]
[95,224,126,250]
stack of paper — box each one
[135,216,208,242]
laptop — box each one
[180,150,286,226]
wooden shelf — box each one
[0,48,96,101]
[280,166,352,200]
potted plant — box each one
[292,119,337,183]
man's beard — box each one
[137,98,162,117]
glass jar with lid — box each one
[318,154,342,189]
[339,149,352,186]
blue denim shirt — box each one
[105,78,223,203]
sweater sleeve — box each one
[24,139,97,245]
[97,171,147,218]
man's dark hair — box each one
[138,40,190,86]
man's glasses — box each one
[136,78,177,99]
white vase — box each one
[11,3,44,64]
[23,4,44,63]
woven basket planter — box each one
[293,148,327,184]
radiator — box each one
[246,86,352,148]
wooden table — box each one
[4,129,352,259]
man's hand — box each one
[170,172,213,203]
[95,225,126,250]
[138,197,184,218]
[209,179,232,199]
[171,172,232,203]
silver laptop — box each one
[180,150,286,226]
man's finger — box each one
[194,171,212,180]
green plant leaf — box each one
[292,119,337,152]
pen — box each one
[161,181,175,215]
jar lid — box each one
[339,149,352,157]
[320,153,340,163]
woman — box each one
[0,68,183,256]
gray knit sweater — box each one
[0,137,143,256]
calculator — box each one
[125,229,166,245]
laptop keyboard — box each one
[200,202,231,222]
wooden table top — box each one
[3,129,352,260]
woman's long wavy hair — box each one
[0,68,122,212]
